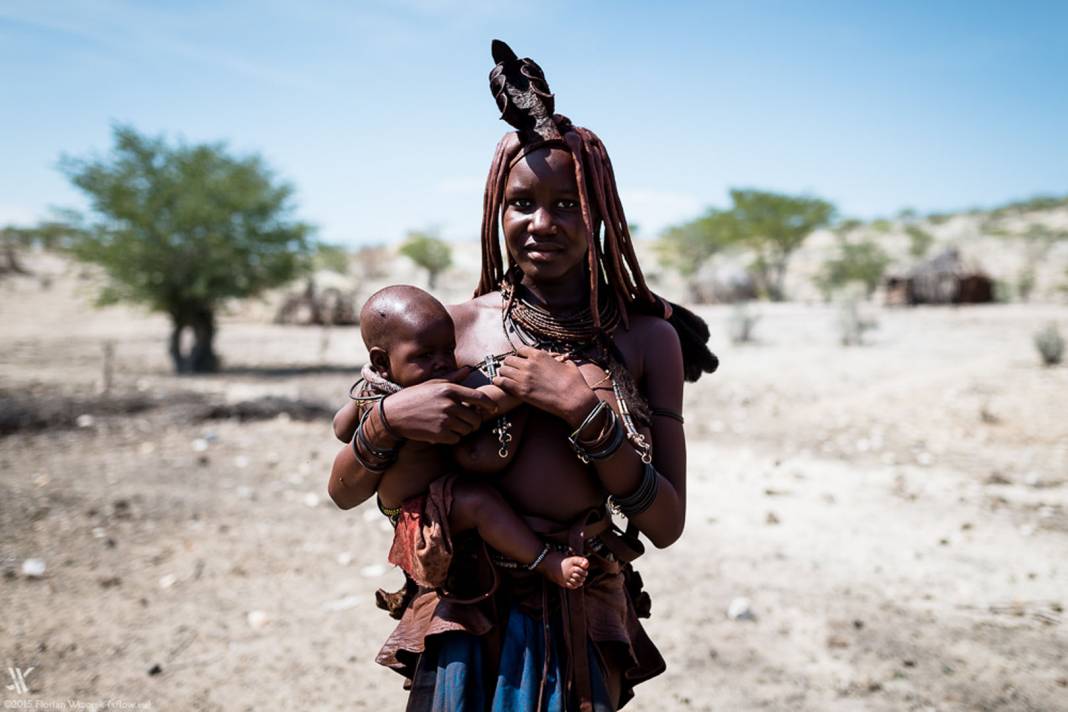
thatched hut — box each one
[884,248,994,306]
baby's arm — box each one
[333,401,359,443]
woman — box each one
[328,40,716,711]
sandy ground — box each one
[2,262,1068,711]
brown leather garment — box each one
[375,509,666,710]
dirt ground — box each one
[2,262,1067,711]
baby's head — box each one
[360,285,458,387]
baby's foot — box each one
[540,551,589,589]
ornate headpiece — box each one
[480,40,719,381]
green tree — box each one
[815,237,892,299]
[727,189,835,301]
[312,242,350,274]
[57,125,314,373]
[904,224,934,258]
[655,210,739,277]
[987,223,1068,302]
[399,230,452,288]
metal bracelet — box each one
[353,408,398,472]
[608,461,660,518]
[352,432,392,473]
[568,401,623,463]
[357,407,398,459]
[569,399,609,442]
[650,407,685,424]
[377,395,406,443]
[584,415,625,462]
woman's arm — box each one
[326,378,499,510]
[614,319,686,547]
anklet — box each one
[376,495,402,525]
[526,543,551,571]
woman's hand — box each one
[380,367,499,444]
[492,345,599,428]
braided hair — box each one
[476,42,717,381]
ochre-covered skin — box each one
[327,40,704,710]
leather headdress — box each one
[489,39,563,161]
[480,40,719,380]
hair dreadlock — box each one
[476,41,717,381]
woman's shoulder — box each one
[446,290,504,339]
[619,311,681,357]
[447,291,502,324]
[611,311,682,390]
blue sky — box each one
[2,0,1066,246]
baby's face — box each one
[387,314,458,387]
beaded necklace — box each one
[500,279,652,463]
[500,280,620,354]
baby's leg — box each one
[450,481,588,589]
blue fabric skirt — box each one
[407,606,612,712]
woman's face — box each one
[502,147,589,285]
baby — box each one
[333,285,588,590]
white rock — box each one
[916,452,933,466]
[322,595,362,612]
[303,493,321,508]
[21,559,46,578]
[159,573,177,589]
[336,552,353,566]
[727,597,756,621]
[192,438,209,453]
[91,527,106,539]
[247,610,269,629]
[236,486,253,499]
[139,442,156,455]
[360,564,386,578]
[234,455,250,469]
[75,414,95,428]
